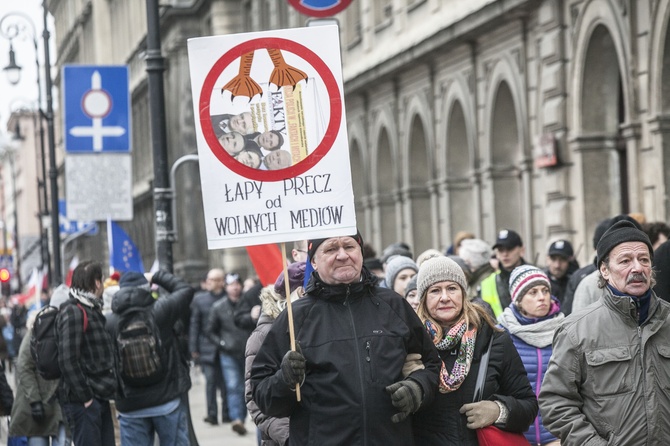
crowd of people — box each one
[1,212,670,445]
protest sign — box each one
[188,25,356,249]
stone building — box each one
[45,0,670,279]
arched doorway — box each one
[349,140,367,234]
[580,24,627,221]
[407,115,432,254]
[490,81,522,232]
[446,100,475,238]
[376,128,396,250]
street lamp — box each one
[0,5,60,285]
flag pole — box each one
[281,242,301,401]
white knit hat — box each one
[417,256,468,300]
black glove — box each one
[280,348,306,387]
[385,379,423,423]
[30,401,45,423]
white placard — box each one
[65,154,133,221]
[187,25,356,249]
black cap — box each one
[119,271,148,289]
[308,230,364,259]
[493,229,523,250]
[596,220,653,266]
[548,240,574,258]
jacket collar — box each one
[602,286,660,325]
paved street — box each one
[188,366,257,446]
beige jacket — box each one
[539,287,670,446]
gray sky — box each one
[0,0,56,133]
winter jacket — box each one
[189,289,226,364]
[245,286,289,446]
[412,323,538,445]
[571,270,601,313]
[10,330,65,437]
[206,296,253,360]
[499,303,559,446]
[105,270,195,412]
[539,287,670,445]
[57,291,117,403]
[251,267,441,446]
[560,263,596,316]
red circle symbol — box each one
[199,38,342,182]
[288,0,353,17]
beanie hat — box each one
[385,256,419,290]
[307,230,364,259]
[274,261,306,298]
[381,244,413,264]
[404,275,418,299]
[458,239,492,270]
[596,220,653,266]
[119,271,148,289]
[417,257,468,300]
[509,265,551,304]
[415,249,443,267]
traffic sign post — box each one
[63,65,132,153]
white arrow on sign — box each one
[68,71,126,151]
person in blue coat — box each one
[498,264,563,446]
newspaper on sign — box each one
[188,26,356,249]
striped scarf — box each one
[425,319,477,393]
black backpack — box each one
[116,307,167,387]
[30,302,88,380]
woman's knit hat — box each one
[417,256,468,299]
[509,265,551,304]
[404,275,418,298]
[274,261,306,298]
[385,256,418,290]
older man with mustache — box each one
[539,220,670,446]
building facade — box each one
[44,0,670,279]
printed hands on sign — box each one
[221,49,308,101]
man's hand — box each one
[250,305,261,321]
[402,353,425,378]
[30,402,45,422]
[280,348,306,387]
[459,401,500,429]
[385,379,423,423]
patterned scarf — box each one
[425,319,477,393]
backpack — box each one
[116,307,167,387]
[30,302,88,380]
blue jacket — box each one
[504,305,558,446]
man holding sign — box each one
[251,232,440,445]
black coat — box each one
[206,297,253,360]
[189,290,226,364]
[412,324,538,445]
[105,270,195,412]
[251,267,441,446]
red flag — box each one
[245,244,285,286]
[66,255,79,287]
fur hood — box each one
[259,285,286,320]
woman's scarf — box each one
[497,298,564,348]
[425,319,477,393]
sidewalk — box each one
[188,366,257,446]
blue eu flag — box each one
[107,220,144,273]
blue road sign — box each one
[59,200,98,236]
[63,65,131,153]
[288,0,352,17]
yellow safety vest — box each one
[480,272,504,317]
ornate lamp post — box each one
[0,4,60,284]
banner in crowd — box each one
[187,25,356,249]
